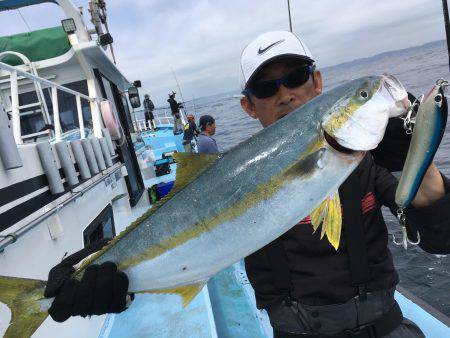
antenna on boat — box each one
[88,0,117,64]
[442,0,450,71]
[287,0,293,32]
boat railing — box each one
[132,109,175,131]
[0,60,104,144]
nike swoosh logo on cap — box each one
[258,39,285,55]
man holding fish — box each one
[239,31,449,337]
[2,31,450,338]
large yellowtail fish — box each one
[0,75,408,338]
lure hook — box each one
[392,208,421,250]
[401,94,422,134]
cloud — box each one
[0,0,446,105]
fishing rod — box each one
[442,0,450,71]
[192,95,198,117]
[171,67,188,121]
[287,0,293,32]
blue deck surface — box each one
[395,291,450,337]
[101,289,217,338]
[140,126,184,159]
[207,266,267,337]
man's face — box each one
[240,59,323,127]
[206,122,216,135]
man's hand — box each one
[370,116,411,172]
[45,239,130,322]
[412,163,445,208]
[371,93,424,172]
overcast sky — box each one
[0,0,447,105]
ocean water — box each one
[184,40,450,316]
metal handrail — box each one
[131,109,175,131]
[0,51,52,128]
[0,61,102,144]
[0,163,122,252]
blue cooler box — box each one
[156,181,174,198]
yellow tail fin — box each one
[141,282,206,307]
[0,275,48,338]
[310,192,342,250]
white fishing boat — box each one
[0,1,266,337]
[0,1,449,337]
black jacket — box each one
[144,98,155,112]
[183,121,199,142]
[244,153,450,309]
[167,97,182,116]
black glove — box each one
[371,93,417,172]
[45,239,130,322]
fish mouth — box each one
[277,114,288,121]
[323,131,354,154]
[323,74,409,152]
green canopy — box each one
[0,26,71,66]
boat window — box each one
[18,80,92,137]
[18,91,46,136]
[83,204,116,247]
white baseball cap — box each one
[240,30,314,89]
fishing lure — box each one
[393,79,448,249]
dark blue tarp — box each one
[0,0,56,11]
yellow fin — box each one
[325,193,342,250]
[310,200,326,233]
[171,152,220,195]
[310,192,342,250]
[0,275,48,338]
[139,282,206,307]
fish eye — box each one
[359,91,368,99]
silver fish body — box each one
[89,75,409,292]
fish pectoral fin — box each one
[172,153,221,194]
[140,281,207,307]
[0,275,48,338]
[310,202,326,233]
[310,192,343,250]
[324,193,343,250]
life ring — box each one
[101,100,122,140]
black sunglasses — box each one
[244,65,315,99]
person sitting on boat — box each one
[238,30,450,338]
[167,91,184,135]
[182,114,199,152]
[143,94,156,130]
[197,114,219,153]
